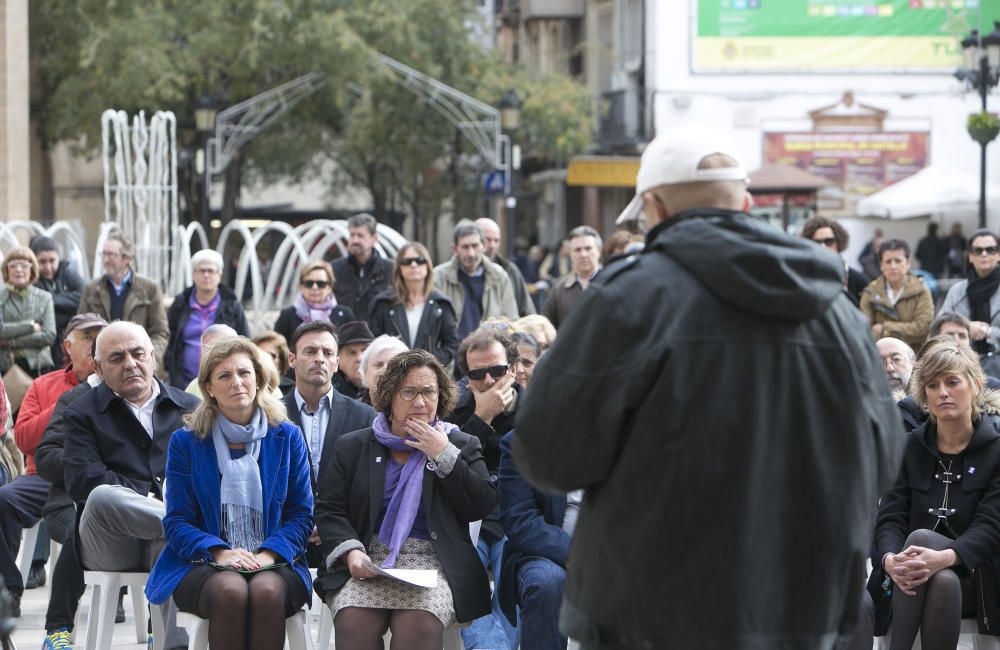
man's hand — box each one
[872,323,884,338]
[472,375,515,424]
[970,321,991,341]
[309,525,321,546]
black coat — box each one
[514,209,904,648]
[314,426,497,621]
[867,414,1000,635]
[273,303,355,350]
[368,290,458,367]
[35,261,85,367]
[331,253,394,322]
[497,431,568,626]
[446,380,522,476]
[164,284,250,388]
[63,380,199,504]
[34,382,91,514]
[281,388,376,495]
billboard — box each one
[763,131,930,214]
[693,0,1000,72]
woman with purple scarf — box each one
[314,349,496,650]
[273,260,355,346]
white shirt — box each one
[405,303,425,347]
[294,387,335,477]
[886,282,902,307]
[122,380,161,438]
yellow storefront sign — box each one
[566,156,640,188]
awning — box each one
[566,156,639,188]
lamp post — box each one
[499,88,522,258]
[958,22,1000,228]
[193,95,218,233]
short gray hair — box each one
[347,214,377,235]
[191,249,224,273]
[202,324,238,345]
[359,335,410,387]
[568,225,602,247]
[94,321,152,361]
[105,231,136,259]
[453,221,483,245]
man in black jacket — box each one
[30,236,85,368]
[63,321,199,649]
[283,320,376,566]
[446,328,521,649]
[514,125,904,650]
[331,214,393,322]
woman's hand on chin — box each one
[402,417,448,458]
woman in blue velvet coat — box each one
[146,336,313,650]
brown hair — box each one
[2,247,39,284]
[911,338,1000,420]
[392,242,435,307]
[251,330,291,375]
[183,337,286,438]
[299,260,335,286]
[371,349,457,420]
[800,216,850,253]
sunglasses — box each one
[401,256,427,267]
[812,237,838,248]
[302,280,330,289]
[972,246,999,256]
[467,364,510,381]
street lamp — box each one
[193,95,218,232]
[499,89,521,257]
[957,22,1000,228]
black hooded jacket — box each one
[514,209,905,649]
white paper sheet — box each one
[363,560,438,588]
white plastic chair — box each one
[16,521,60,584]
[874,619,1000,649]
[82,571,164,650]
[176,609,313,650]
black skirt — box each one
[173,564,308,618]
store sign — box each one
[763,131,929,215]
[692,0,996,72]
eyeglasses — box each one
[398,386,439,401]
[302,280,330,289]
[401,256,427,267]
[194,267,219,275]
[972,246,999,256]
[812,237,838,248]
[467,364,509,380]
[101,251,121,258]
[6,261,30,270]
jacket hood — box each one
[645,209,844,321]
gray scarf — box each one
[211,408,268,551]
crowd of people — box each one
[0,126,999,650]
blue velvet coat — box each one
[145,420,313,606]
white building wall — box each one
[647,1,1000,259]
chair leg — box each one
[94,577,121,650]
[84,582,101,650]
[317,596,333,650]
[17,524,39,584]
[150,603,166,650]
[286,610,313,650]
[442,624,462,650]
[131,583,147,643]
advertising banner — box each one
[693,0,999,72]
[763,131,930,214]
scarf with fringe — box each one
[211,408,268,551]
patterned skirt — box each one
[329,536,456,627]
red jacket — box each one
[14,367,79,474]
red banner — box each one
[763,132,929,215]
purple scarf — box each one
[372,413,458,567]
[293,293,337,323]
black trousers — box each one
[0,473,48,595]
[43,504,85,633]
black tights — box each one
[195,570,289,650]
[888,528,973,650]
[334,607,444,650]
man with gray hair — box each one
[515,124,903,649]
[475,217,536,317]
[184,323,240,397]
[433,221,518,339]
[63,321,199,649]
[78,231,170,364]
[331,213,394,321]
[540,225,602,329]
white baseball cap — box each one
[616,124,749,225]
